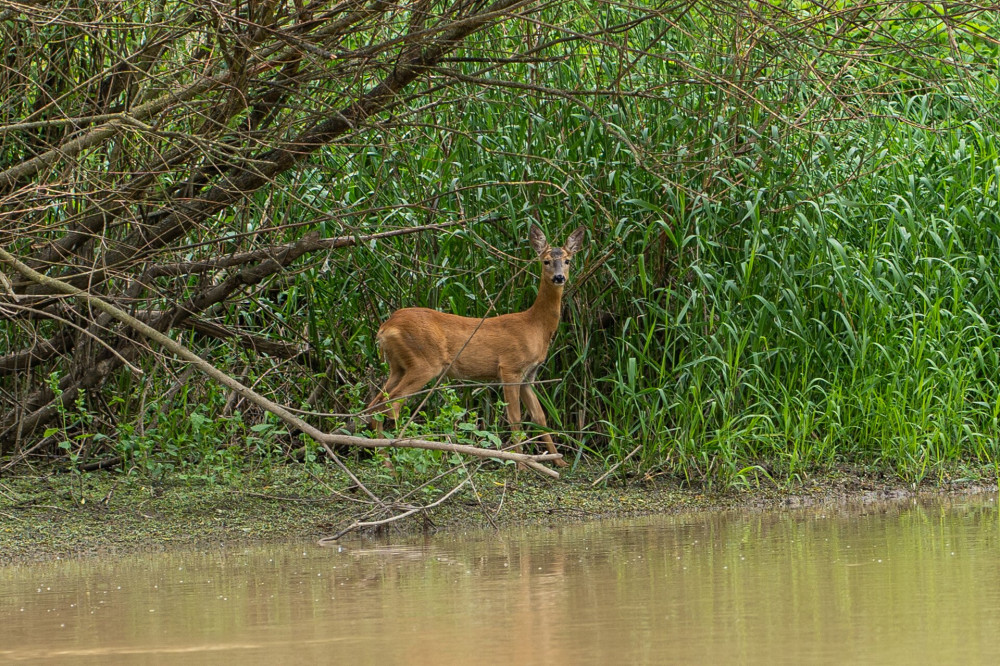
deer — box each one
[367,225,586,468]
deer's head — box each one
[530,225,586,287]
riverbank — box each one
[1,462,995,564]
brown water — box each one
[1,494,998,665]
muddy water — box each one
[1,495,998,665]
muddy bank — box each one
[0,462,995,564]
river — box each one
[1,494,997,664]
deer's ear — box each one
[564,226,586,254]
[529,225,549,255]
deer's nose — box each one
[552,274,566,284]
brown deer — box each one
[367,225,586,467]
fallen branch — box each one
[0,327,75,374]
[0,219,484,445]
[182,318,304,358]
[0,246,563,479]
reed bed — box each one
[300,5,1000,484]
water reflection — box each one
[0,495,997,664]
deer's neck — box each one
[527,277,564,337]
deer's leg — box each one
[381,372,402,399]
[367,359,438,436]
[382,363,438,425]
[499,367,524,454]
[521,384,567,467]
[367,366,404,436]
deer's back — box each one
[377,307,552,380]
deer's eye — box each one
[543,260,550,265]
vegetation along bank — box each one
[2,1,999,550]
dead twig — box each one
[590,444,642,488]
[317,475,472,542]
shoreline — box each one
[1,463,996,565]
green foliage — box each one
[371,388,503,478]
[293,7,1000,486]
[112,388,291,484]
[8,4,1000,488]
[42,372,102,502]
